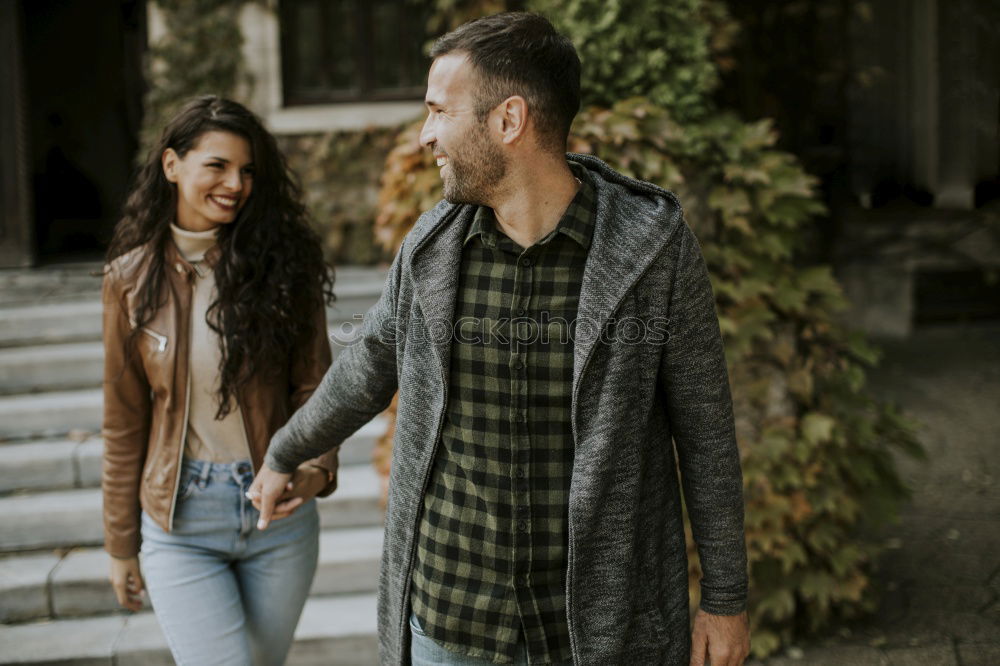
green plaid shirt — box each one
[411,164,595,664]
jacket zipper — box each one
[138,327,168,352]
[167,277,195,529]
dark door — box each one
[22,0,146,264]
[0,1,32,268]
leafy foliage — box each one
[278,130,397,266]
[531,0,738,122]
[140,0,252,158]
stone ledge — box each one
[0,593,378,665]
[0,463,383,553]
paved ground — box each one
[755,320,1000,665]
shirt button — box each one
[515,467,525,479]
[516,308,526,316]
[520,258,531,267]
[514,361,524,370]
[517,520,527,532]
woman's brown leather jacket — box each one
[101,240,339,558]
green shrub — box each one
[140,0,252,158]
[532,0,738,122]
[279,129,398,266]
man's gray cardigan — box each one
[266,154,748,664]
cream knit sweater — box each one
[170,223,251,463]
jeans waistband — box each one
[181,458,254,485]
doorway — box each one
[22,0,146,264]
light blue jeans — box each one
[140,458,319,666]
[409,612,572,665]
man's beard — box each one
[441,123,508,205]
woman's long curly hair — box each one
[107,95,334,418]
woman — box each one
[102,95,339,665]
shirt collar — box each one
[464,161,596,250]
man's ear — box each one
[162,148,179,183]
[497,95,528,145]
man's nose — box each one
[418,115,434,148]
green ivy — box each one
[139,0,252,158]
[531,0,737,122]
[278,130,398,266]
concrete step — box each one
[0,301,103,348]
[0,378,390,442]
[0,341,104,395]
[0,417,386,494]
[0,304,380,396]
[0,268,388,349]
[0,463,384,553]
[0,325,367,396]
[0,388,103,441]
[0,592,378,665]
[0,525,382,623]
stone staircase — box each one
[0,264,389,665]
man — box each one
[250,12,749,666]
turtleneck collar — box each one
[170,223,219,263]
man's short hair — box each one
[430,12,581,152]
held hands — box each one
[109,555,145,611]
[690,609,750,666]
[246,463,326,529]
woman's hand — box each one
[248,463,327,527]
[272,464,327,520]
[109,555,145,611]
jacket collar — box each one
[569,154,684,389]
[409,203,474,381]
[406,153,685,389]
[164,236,223,280]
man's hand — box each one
[246,465,292,530]
[269,464,329,520]
[690,609,750,666]
[108,555,144,611]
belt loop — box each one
[197,459,211,488]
